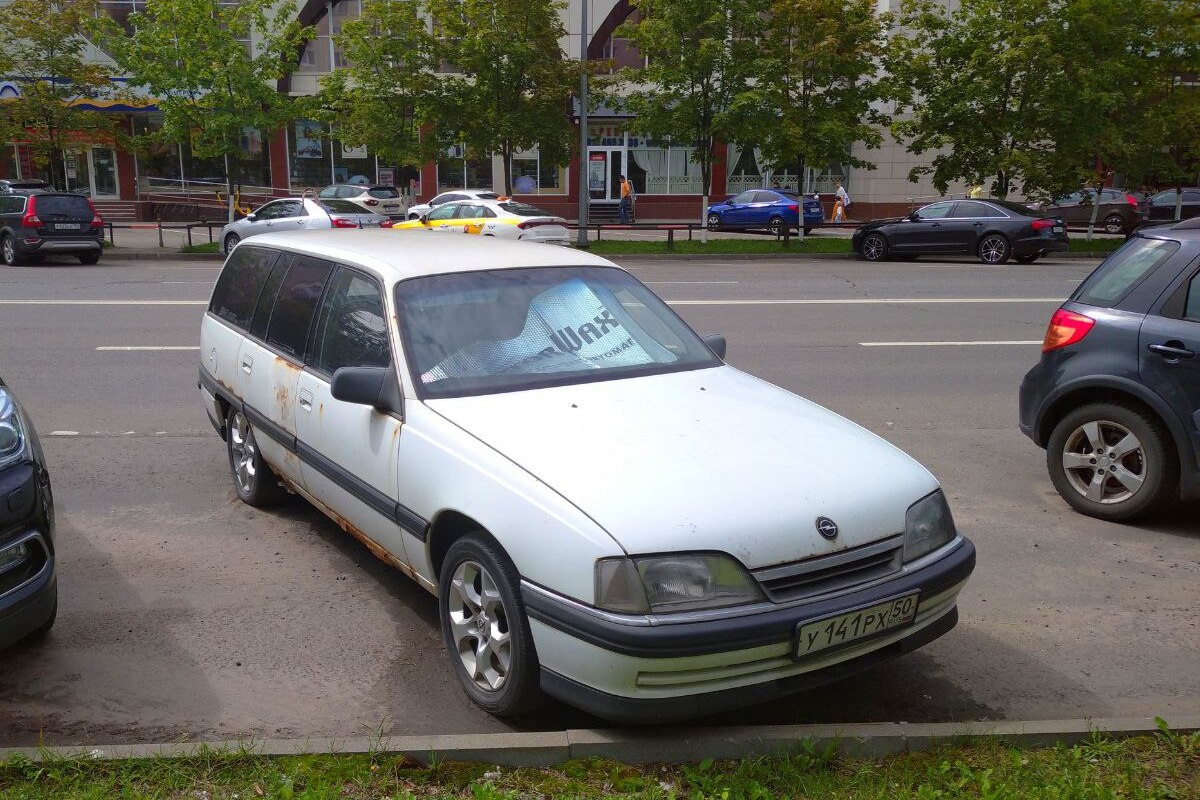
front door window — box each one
[63,150,91,195]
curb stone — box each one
[0,716,1194,767]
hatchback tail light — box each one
[1031,218,1056,231]
[788,204,799,212]
[364,199,379,206]
[88,198,103,228]
[1125,194,1139,206]
[1042,308,1095,352]
[331,217,360,228]
[21,196,41,228]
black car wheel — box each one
[78,252,101,265]
[859,232,888,261]
[707,213,721,230]
[1015,254,1040,264]
[1103,214,1126,235]
[768,216,785,236]
[439,532,544,717]
[223,233,240,253]
[978,234,1011,264]
[2,234,24,266]
[226,408,285,507]
[1046,402,1176,522]
[803,227,813,235]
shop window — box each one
[509,148,567,195]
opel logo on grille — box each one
[815,516,839,540]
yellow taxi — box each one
[392,198,570,245]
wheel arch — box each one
[427,509,499,581]
[1035,378,1190,477]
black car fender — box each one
[1032,373,1198,482]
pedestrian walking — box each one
[968,183,984,199]
[833,180,850,223]
[618,175,633,224]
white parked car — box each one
[406,188,500,220]
[317,184,407,220]
[198,231,975,721]
[219,197,390,254]
[392,198,570,246]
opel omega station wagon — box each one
[198,230,976,721]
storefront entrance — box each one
[62,147,119,198]
[587,147,625,202]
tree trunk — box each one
[1086,179,1104,242]
[699,154,710,244]
[224,153,234,224]
[797,152,806,240]
[1175,183,1184,221]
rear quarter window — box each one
[209,247,279,330]
[1072,238,1180,308]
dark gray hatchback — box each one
[1020,219,1200,521]
[0,192,104,265]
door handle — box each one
[240,355,253,373]
[973,222,983,227]
[298,389,313,411]
[930,222,940,228]
[1148,342,1195,360]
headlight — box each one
[595,553,764,614]
[0,411,23,469]
[904,490,956,562]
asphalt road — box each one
[0,252,1196,746]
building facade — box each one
[0,0,959,222]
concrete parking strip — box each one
[0,717,1195,767]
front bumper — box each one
[0,463,57,651]
[524,536,975,722]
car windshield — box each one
[394,266,720,398]
[986,199,1040,217]
[497,202,552,217]
[318,199,370,214]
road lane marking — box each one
[96,346,201,351]
[860,340,1043,347]
[644,281,741,285]
[668,298,1062,305]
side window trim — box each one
[1156,255,1200,321]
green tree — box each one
[0,0,124,188]
[112,0,310,219]
[312,0,444,176]
[744,0,889,200]
[428,0,577,196]
[886,0,1073,199]
[610,0,763,240]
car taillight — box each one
[365,199,379,206]
[788,204,799,212]
[1042,308,1095,352]
[1125,194,1139,206]
[87,198,103,228]
[378,220,391,228]
[331,217,360,228]
[1031,218,1056,231]
[21,196,41,228]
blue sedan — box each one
[707,190,824,234]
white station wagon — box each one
[198,230,975,721]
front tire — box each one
[707,213,720,230]
[2,234,24,266]
[226,408,285,507]
[439,533,543,717]
[223,233,241,254]
[1046,402,1176,521]
[859,232,888,261]
[978,233,1010,264]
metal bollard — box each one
[157,217,164,248]
[783,225,790,249]
[667,228,674,251]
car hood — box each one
[425,366,938,570]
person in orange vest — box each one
[618,175,633,224]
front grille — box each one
[752,535,903,603]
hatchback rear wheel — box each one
[1046,402,1176,521]
[2,234,24,266]
[1103,214,1126,235]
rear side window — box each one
[1073,238,1180,308]
[318,199,365,214]
[311,269,390,374]
[953,201,998,218]
[265,256,335,358]
[34,195,91,218]
[209,247,279,330]
[368,187,399,198]
[1186,276,1200,322]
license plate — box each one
[53,223,79,230]
[1053,225,1063,233]
[795,593,919,658]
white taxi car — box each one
[393,198,570,246]
[198,230,974,722]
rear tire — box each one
[978,233,1011,264]
[77,251,101,265]
[439,533,544,717]
[1046,402,1176,522]
[768,216,785,236]
[2,234,24,266]
[225,408,285,507]
[859,232,888,261]
[1103,214,1126,235]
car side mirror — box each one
[331,366,404,416]
[244,213,257,222]
[702,333,727,360]
[907,211,920,222]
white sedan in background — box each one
[393,198,570,246]
[219,197,390,254]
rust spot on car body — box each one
[275,385,290,413]
[275,355,301,372]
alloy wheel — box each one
[707,213,720,229]
[2,237,14,265]
[1061,420,1146,504]
[228,411,258,495]
[447,559,512,692]
[979,235,1009,264]
[861,234,886,261]
[1103,215,1124,235]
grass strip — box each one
[583,236,1125,256]
[1,729,1195,799]
[180,241,220,254]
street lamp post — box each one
[576,0,589,248]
